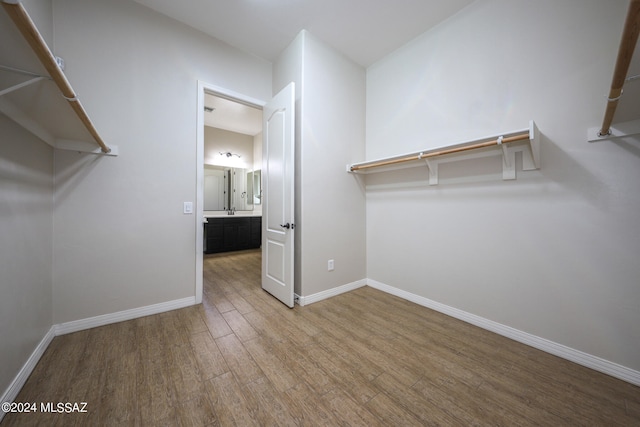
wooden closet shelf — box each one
[347,120,540,185]
[1,0,115,155]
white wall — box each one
[273,32,304,295]
[366,0,640,372]
[274,31,367,298]
[23,0,53,44]
[50,0,272,323]
[0,115,53,400]
[0,0,54,405]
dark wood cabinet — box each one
[250,217,261,248]
[204,217,261,254]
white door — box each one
[262,83,295,307]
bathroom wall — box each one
[204,127,254,168]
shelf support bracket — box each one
[420,153,439,185]
[0,97,118,156]
[588,118,640,142]
[497,136,509,166]
[1,0,112,154]
[0,76,46,97]
[346,120,539,184]
[498,135,516,180]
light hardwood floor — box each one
[3,249,639,426]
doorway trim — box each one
[196,81,266,303]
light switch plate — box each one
[183,202,193,214]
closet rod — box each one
[349,132,530,172]
[599,0,640,137]
[1,0,111,154]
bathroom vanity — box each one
[204,216,261,254]
[203,164,262,253]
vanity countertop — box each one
[204,212,262,219]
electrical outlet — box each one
[328,259,334,271]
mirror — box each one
[204,165,255,211]
[247,169,262,205]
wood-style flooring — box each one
[2,249,639,426]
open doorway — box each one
[195,82,265,304]
[202,93,263,218]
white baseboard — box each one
[0,326,56,423]
[55,296,196,335]
[297,279,367,306]
[0,296,197,423]
[367,279,640,387]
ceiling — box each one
[133,0,475,68]
[138,0,638,134]
[141,0,476,136]
[204,93,262,136]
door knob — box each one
[280,223,291,229]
